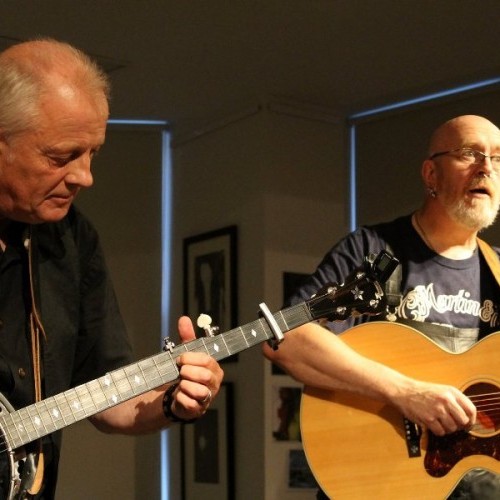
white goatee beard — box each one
[446,198,499,231]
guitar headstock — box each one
[306,250,399,322]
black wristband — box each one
[162,383,197,424]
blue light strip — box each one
[107,118,169,126]
[347,77,500,230]
[160,130,172,500]
[105,116,172,497]
[349,77,500,120]
[349,124,357,231]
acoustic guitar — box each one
[301,321,500,499]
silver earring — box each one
[427,187,437,198]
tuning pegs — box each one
[197,314,219,337]
[163,337,176,353]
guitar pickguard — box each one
[425,381,500,478]
[425,431,500,477]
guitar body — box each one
[0,394,35,500]
[301,322,500,499]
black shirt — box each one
[290,214,500,342]
[0,206,133,497]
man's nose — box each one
[65,153,94,188]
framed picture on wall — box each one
[272,386,302,441]
[288,449,318,490]
[182,383,235,500]
[183,225,238,355]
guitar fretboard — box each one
[0,301,313,450]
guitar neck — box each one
[0,301,313,450]
[0,249,392,451]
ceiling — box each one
[3,1,500,133]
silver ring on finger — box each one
[200,388,212,405]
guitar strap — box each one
[25,227,46,496]
[383,256,402,311]
[477,238,500,287]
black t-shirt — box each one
[289,214,500,343]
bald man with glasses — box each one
[264,115,500,499]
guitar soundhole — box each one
[465,382,500,436]
[424,381,500,478]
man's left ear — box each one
[421,158,436,187]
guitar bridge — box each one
[403,417,422,457]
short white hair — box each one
[0,38,110,138]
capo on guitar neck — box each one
[259,302,284,351]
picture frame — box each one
[183,225,238,346]
[288,449,318,490]
[272,385,302,442]
[182,383,235,500]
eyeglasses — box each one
[429,147,500,167]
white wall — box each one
[170,107,346,499]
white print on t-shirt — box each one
[396,283,499,327]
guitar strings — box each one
[447,391,500,433]
[0,398,498,456]
[468,391,500,412]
